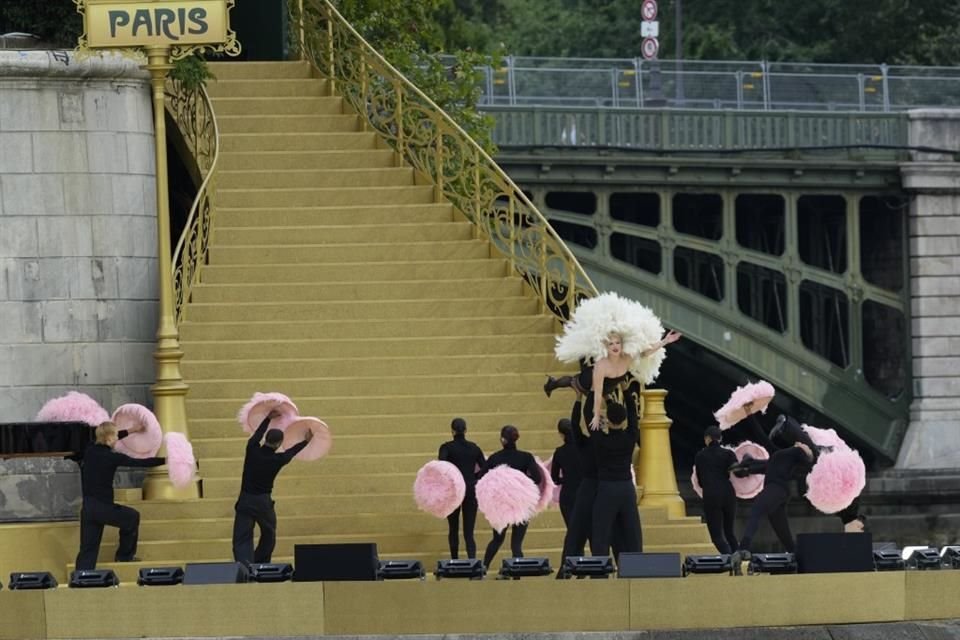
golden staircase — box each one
[69,59,714,580]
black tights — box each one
[446,491,478,559]
[483,523,528,569]
[703,490,738,554]
[739,484,794,553]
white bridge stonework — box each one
[0,50,157,422]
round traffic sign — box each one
[641,0,658,21]
[641,37,659,60]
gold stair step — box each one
[218,114,362,135]
[219,167,413,189]
[207,239,492,265]
[218,185,434,208]
[220,132,380,153]
[191,411,573,438]
[215,203,455,228]
[179,316,555,341]
[212,96,344,116]
[206,78,331,98]
[219,149,397,170]
[212,220,470,244]
[208,61,314,80]
[198,260,504,285]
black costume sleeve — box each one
[114,453,166,468]
[550,448,563,485]
[475,446,486,475]
[117,430,130,440]
[569,399,589,445]
[248,416,271,448]
[747,415,777,453]
[279,439,309,463]
[438,444,449,461]
[526,453,542,484]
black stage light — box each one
[497,557,552,579]
[69,569,119,588]
[377,560,425,580]
[561,556,615,579]
[249,563,294,583]
[748,553,797,575]
[137,567,184,586]
[940,546,960,568]
[906,548,941,570]
[9,571,58,590]
[682,554,732,576]
[873,549,905,571]
[435,559,485,580]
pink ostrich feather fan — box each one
[164,432,196,489]
[111,404,163,459]
[280,417,332,461]
[803,424,850,452]
[36,391,110,427]
[805,448,866,514]
[413,460,466,518]
[714,381,776,430]
[544,457,561,506]
[534,456,557,514]
[237,392,299,434]
[476,465,540,533]
[730,440,770,499]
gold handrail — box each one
[166,78,220,323]
[294,0,598,316]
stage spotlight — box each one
[682,554,732,576]
[905,547,941,570]
[747,553,797,575]
[137,567,184,586]
[560,556,615,579]
[9,572,58,590]
[498,557,551,579]
[435,559,485,580]
[940,546,960,568]
[377,560,425,580]
[873,549,905,571]
[249,563,294,583]
[69,569,119,588]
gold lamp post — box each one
[75,0,239,499]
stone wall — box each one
[899,109,960,468]
[0,51,158,421]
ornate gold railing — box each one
[166,78,219,323]
[293,0,598,316]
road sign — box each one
[641,0,658,21]
[641,21,659,38]
[641,37,659,60]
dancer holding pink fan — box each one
[437,418,486,560]
[692,426,740,555]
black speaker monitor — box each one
[293,543,379,582]
[9,571,58,590]
[617,552,682,578]
[69,569,119,588]
[183,562,249,585]
[796,532,874,574]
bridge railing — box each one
[486,106,909,154]
[478,57,960,113]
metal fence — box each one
[478,57,960,112]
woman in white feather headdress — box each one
[544,292,681,430]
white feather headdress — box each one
[554,292,666,385]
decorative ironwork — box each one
[171,0,241,61]
[166,78,220,322]
[292,0,597,318]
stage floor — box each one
[1,571,959,639]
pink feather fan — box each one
[730,440,769,499]
[476,465,540,533]
[280,417,332,461]
[533,456,557,514]
[111,404,163,459]
[714,381,776,430]
[805,448,866,514]
[36,391,110,427]
[164,432,196,488]
[803,424,850,451]
[237,392,299,434]
[413,460,466,518]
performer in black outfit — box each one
[232,411,310,565]
[589,396,643,558]
[75,421,165,570]
[693,425,739,554]
[481,425,542,569]
[557,393,600,577]
[438,417,485,559]
[729,415,817,573]
[550,417,582,527]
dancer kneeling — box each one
[694,425,739,555]
[480,426,542,568]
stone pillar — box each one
[898,109,960,468]
[0,51,157,421]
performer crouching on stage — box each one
[438,417,485,559]
[694,425,739,555]
[232,410,311,565]
[76,421,165,570]
[481,426,542,568]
